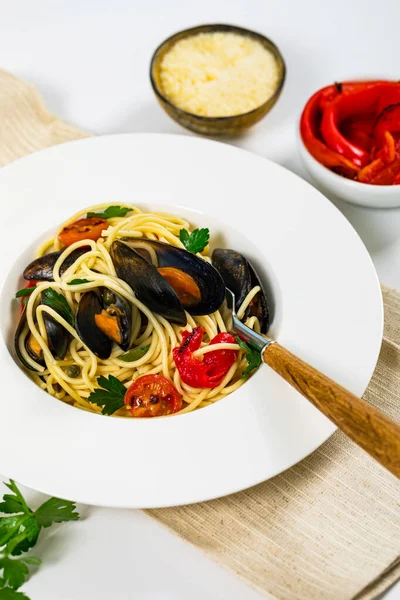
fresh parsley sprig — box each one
[41,289,74,327]
[235,335,262,377]
[179,228,210,254]
[87,206,132,219]
[119,345,149,362]
[15,288,36,299]
[88,375,126,415]
[0,480,79,599]
[67,279,89,286]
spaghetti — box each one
[15,204,266,417]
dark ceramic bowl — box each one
[150,24,286,136]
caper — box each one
[103,289,116,306]
[66,364,81,378]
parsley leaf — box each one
[179,228,210,254]
[235,335,262,377]
[41,289,74,327]
[119,345,150,362]
[0,588,29,599]
[0,557,29,590]
[88,375,126,415]
[67,279,89,286]
[35,498,79,528]
[15,288,36,299]
[87,206,132,219]
[0,482,30,516]
[0,480,79,599]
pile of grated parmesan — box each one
[159,32,280,117]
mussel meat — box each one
[75,288,132,359]
[212,249,270,334]
[23,247,89,281]
[15,295,71,370]
[111,238,225,323]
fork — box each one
[224,288,400,478]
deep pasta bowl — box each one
[0,134,382,508]
[150,24,286,135]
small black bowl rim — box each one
[149,23,286,123]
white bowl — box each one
[298,128,400,209]
[0,134,383,508]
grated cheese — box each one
[159,32,279,117]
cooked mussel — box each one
[112,238,225,322]
[15,297,70,371]
[75,288,132,359]
[110,240,187,326]
[212,249,270,334]
[23,247,89,281]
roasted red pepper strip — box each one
[375,131,396,164]
[300,89,359,173]
[320,84,399,168]
[373,104,400,146]
[340,115,375,153]
[173,327,238,388]
[357,158,385,183]
[360,158,400,185]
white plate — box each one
[0,134,382,508]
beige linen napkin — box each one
[0,70,399,600]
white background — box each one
[0,0,399,598]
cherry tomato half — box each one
[58,217,107,247]
[124,374,182,418]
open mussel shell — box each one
[212,249,270,334]
[15,310,44,370]
[76,291,112,359]
[43,313,70,359]
[75,288,132,358]
[15,299,70,371]
[23,247,89,281]
[119,238,225,316]
[99,287,132,351]
[111,240,187,326]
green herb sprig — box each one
[179,228,210,254]
[88,375,126,415]
[235,335,262,377]
[119,345,149,362]
[41,289,74,327]
[15,288,36,299]
[0,480,79,599]
[67,279,89,286]
[87,206,132,219]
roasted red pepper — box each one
[300,80,400,185]
[375,131,396,164]
[173,327,238,388]
[373,104,400,145]
[300,88,359,175]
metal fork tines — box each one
[224,288,274,354]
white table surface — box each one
[0,0,399,598]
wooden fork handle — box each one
[262,342,400,478]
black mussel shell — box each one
[110,240,187,326]
[15,309,44,370]
[120,238,225,316]
[100,288,132,351]
[43,312,70,359]
[14,301,70,371]
[212,249,270,334]
[24,247,89,281]
[75,291,113,359]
